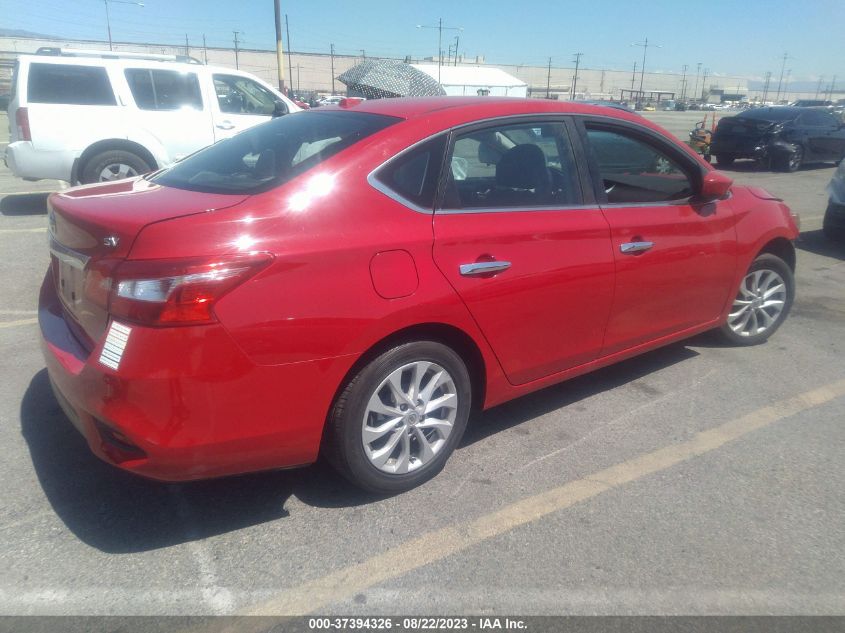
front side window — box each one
[585,127,695,204]
[27,63,115,105]
[442,122,581,209]
[125,69,203,111]
[213,74,279,116]
[151,111,398,194]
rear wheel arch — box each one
[322,323,488,441]
[77,140,158,184]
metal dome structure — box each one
[338,59,447,99]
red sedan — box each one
[40,97,799,493]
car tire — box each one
[774,146,804,173]
[715,154,734,167]
[325,341,472,494]
[823,202,845,241]
[81,150,152,184]
[718,253,794,346]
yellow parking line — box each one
[0,318,38,329]
[0,228,47,234]
[243,377,845,616]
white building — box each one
[412,64,527,98]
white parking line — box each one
[0,318,38,329]
[0,228,47,234]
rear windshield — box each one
[151,111,399,194]
[736,108,799,122]
[27,63,116,105]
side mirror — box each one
[272,99,288,118]
[700,170,733,200]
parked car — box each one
[317,95,345,107]
[710,106,845,171]
[789,99,833,108]
[5,48,300,184]
[40,97,799,493]
[824,159,845,240]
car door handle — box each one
[620,241,654,254]
[459,261,512,276]
[216,121,236,130]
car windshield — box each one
[736,108,799,122]
[151,110,399,194]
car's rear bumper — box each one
[38,271,346,481]
[5,141,75,182]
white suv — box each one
[5,48,300,184]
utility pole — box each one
[454,35,459,66]
[632,37,660,107]
[546,57,552,98]
[296,64,301,93]
[784,68,791,103]
[286,13,294,95]
[762,71,771,103]
[830,75,838,101]
[417,19,462,85]
[184,34,189,58]
[570,52,583,100]
[630,61,637,92]
[330,43,335,94]
[815,75,824,100]
[360,49,366,60]
[233,30,241,69]
[680,64,688,100]
[774,52,789,104]
[272,1,287,94]
[701,68,709,101]
[202,34,208,64]
[692,62,702,104]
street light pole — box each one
[103,0,144,51]
[416,19,462,85]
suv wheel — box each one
[325,341,472,494]
[81,150,152,184]
[823,202,845,241]
[774,146,804,173]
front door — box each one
[210,73,284,141]
[432,119,615,386]
[579,121,738,356]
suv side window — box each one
[27,63,116,105]
[124,69,203,111]
[374,136,447,210]
[585,126,695,204]
[442,122,581,209]
[213,74,279,115]
[800,110,838,127]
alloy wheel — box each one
[727,269,787,337]
[99,163,140,182]
[361,361,458,474]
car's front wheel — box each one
[718,253,794,345]
[325,341,472,494]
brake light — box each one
[16,107,31,141]
[108,253,272,326]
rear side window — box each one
[27,63,115,105]
[151,111,399,194]
[374,136,447,210]
[799,110,838,127]
[125,69,203,111]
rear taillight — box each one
[108,253,272,326]
[15,107,31,141]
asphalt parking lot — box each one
[0,111,843,616]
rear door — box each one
[432,118,615,386]
[579,119,738,356]
[123,67,214,163]
[797,110,845,161]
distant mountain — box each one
[0,28,57,39]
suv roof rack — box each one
[34,47,204,64]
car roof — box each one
[347,96,648,124]
[17,53,248,76]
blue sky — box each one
[1,0,843,81]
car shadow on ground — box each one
[796,229,845,261]
[22,343,699,553]
[0,192,50,215]
[714,161,835,174]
